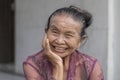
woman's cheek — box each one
[47,34,56,41]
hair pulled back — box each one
[45,5,93,37]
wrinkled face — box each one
[46,14,83,58]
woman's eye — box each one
[65,34,73,38]
[53,31,57,33]
[52,30,58,34]
[51,30,59,36]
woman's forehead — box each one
[49,15,83,34]
[50,14,83,29]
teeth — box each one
[54,46,66,52]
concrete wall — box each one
[15,0,108,79]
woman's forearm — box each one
[53,62,63,80]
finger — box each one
[46,38,57,58]
[46,38,63,64]
[46,38,51,53]
[42,34,47,48]
[46,39,58,57]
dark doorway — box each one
[0,0,14,64]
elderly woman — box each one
[23,5,104,80]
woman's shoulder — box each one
[25,50,44,62]
[75,50,97,63]
[23,49,44,68]
[23,50,45,77]
[75,50,100,78]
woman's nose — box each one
[55,36,65,44]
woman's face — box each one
[46,14,83,58]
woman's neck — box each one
[62,55,71,71]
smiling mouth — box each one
[52,45,67,53]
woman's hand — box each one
[42,34,63,66]
[42,34,63,80]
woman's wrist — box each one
[53,62,63,80]
[52,58,63,67]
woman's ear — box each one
[77,35,87,48]
[81,35,87,43]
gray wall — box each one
[15,0,108,80]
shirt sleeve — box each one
[89,61,104,80]
[23,61,43,80]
